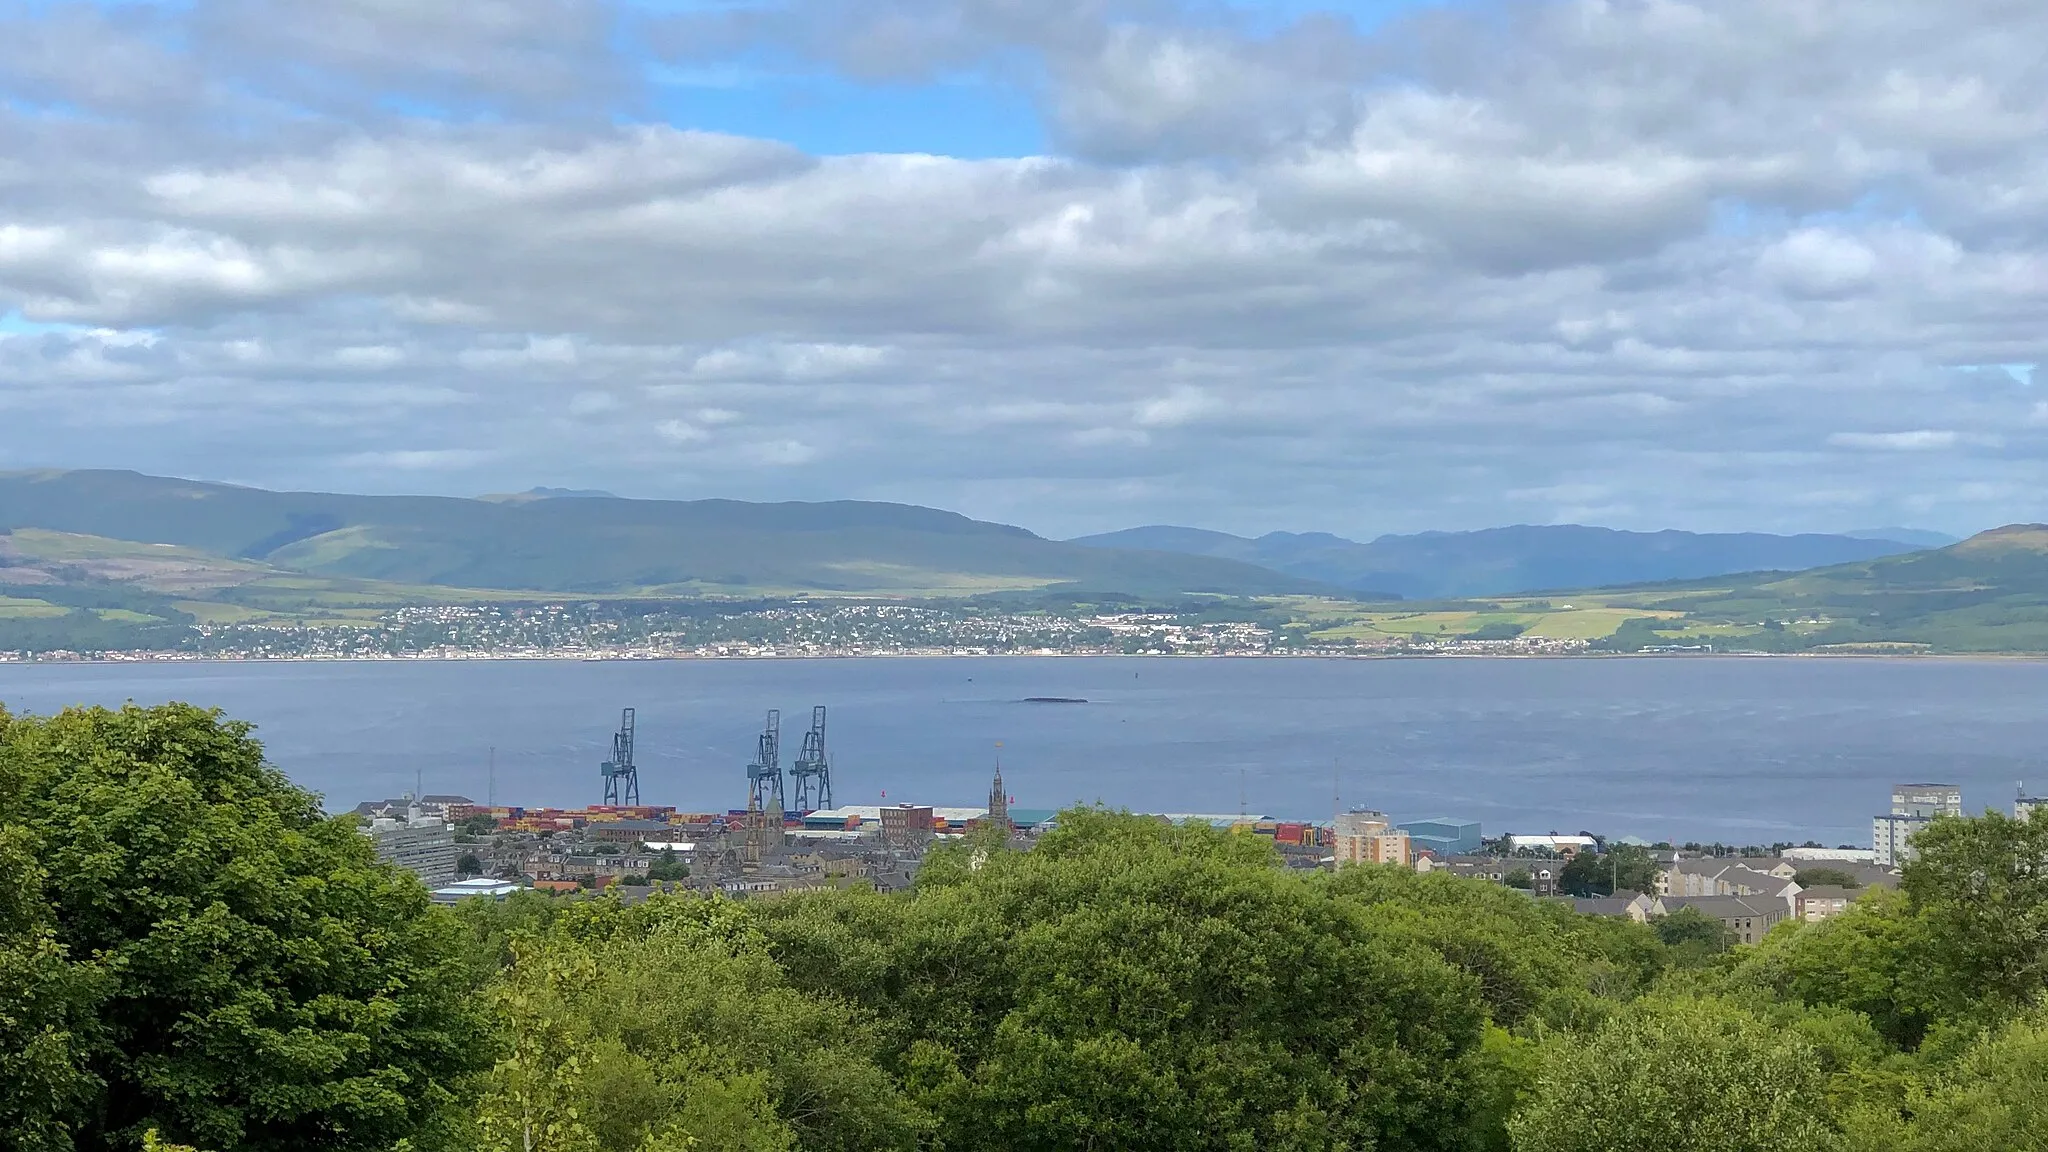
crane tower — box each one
[747,709,783,811]
[600,708,639,806]
[743,710,782,864]
[791,705,833,812]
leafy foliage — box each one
[1654,906,1737,960]
[1841,1007,2048,1150]
[14,699,2048,1152]
[759,809,1505,1151]
[475,897,922,1152]
[1559,845,1658,896]
[1510,995,1840,1152]
[1900,810,2048,1016]
[0,703,489,1152]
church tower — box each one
[987,759,1010,842]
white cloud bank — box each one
[1,0,2046,537]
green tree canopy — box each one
[0,703,488,1152]
[1726,885,1941,1050]
[758,808,1500,1152]
[1794,867,1862,890]
[475,895,923,1152]
[1843,1007,2048,1151]
[1559,845,1658,897]
[1509,995,1838,1152]
[1655,906,1737,960]
[1901,809,2048,1018]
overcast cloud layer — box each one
[1,0,2045,538]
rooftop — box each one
[1663,895,1775,918]
[429,878,521,903]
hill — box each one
[1592,523,2048,652]
[0,469,1329,600]
[1071,523,1931,598]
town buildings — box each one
[429,877,521,904]
[2018,790,2046,821]
[1782,846,1878,863]
[1794,886,1860,922]
[879,804,936,844]
[1503,833,1597,855]
[1334,810,1412,866]
[1415,854,1563,895]
[1656,859,1800,912]
[1399,818,1482,857]
[1660,895,1787,944]
[354,793,474,822]
[363,796,458,887]
[1565,890,1661,922]
[1872,783,1962,866]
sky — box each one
[0,0,2044,540]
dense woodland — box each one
[5,703,2048,1151]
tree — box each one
[457,851,485,876]
[1842,1007,2048,1150]
[0,825,107,1152]
[1503,868,1532,889]
[1794,867,1861,890]
[1726,885,1942,1050]
[1509,995,1839,1152]
[1901,809,2048,1017]
[1654,906,1737,961]
[0,703,489,1152]
[760,808,1501,1152]
[1561,845,1657,897]
[646,849,689,882]
[476,896,919,1152]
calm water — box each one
[1,656,2043,845]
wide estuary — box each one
[2,655,2044,845]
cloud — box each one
[568,390,619,415]
[1134,385,1218,427]
[2,0,2048,536]
[339,448,494,470]
[192,0,628,116]
[655,418,711,443]
[741,438,818,465]
[1826,430,2001,451]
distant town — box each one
[0,601,1604,662]
[356,706,2042,945]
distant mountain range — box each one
[1068,524,1956,600]
[0,470,1325,598]
[0,469,1975,610]
[6,468,2047,655]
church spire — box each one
[987,753,1009,841]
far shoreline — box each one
[5,650,2048,666]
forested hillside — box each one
[0,470,1322,598]
[5,703,2047,1150]
[1070,523,1932,598]
[1590,523,2048,652]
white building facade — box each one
[1872,783,1962,867]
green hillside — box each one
[0,469,1326,598]
[1583,524,2048,652]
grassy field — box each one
[0,596,69,619]
[1266,594,1689,644]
